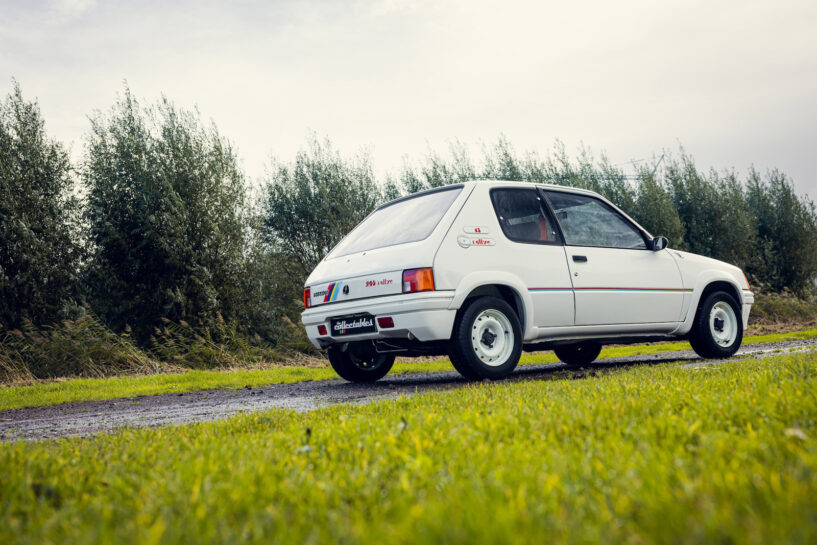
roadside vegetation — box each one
[2,352,815,543]
[2,79,817,383]
[1,329,814,411]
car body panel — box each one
[566,247,686,326]
[667,250,753,334]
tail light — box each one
[304,287,312,309]
[743,273,751,290]
[403,268,435,293]
[317,324,327,335]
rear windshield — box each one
[327,186,463,259]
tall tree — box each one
[83,88,248,342]
[745,168,817,293]
[482,135,523,181]
[0,82,82,328]
[262,135,383,280]
[632,166,686,247]
[398,140,477,193]
[666,154,755,269]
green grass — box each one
[2,352,816,544]
[1,328,815,412]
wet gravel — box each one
[1,339,815,442]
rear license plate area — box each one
[330,314,376,337]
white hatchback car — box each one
[302,181,754,382]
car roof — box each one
[376,180,605,212]
[461,179,602,197]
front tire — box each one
[688,291,743,359]
[554,342,602,366]
[448,296,523,380]
[328,343,395,383]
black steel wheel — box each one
[554,342,602,367]
[328,342,395,382]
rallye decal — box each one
[463,225,490,234]
[457,235,496,248]
[324,281,343,303]
[528,287,573,292]
[309,270,403,306]
[575,287,692,292]
[528,287,693,292]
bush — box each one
[0,312,159,382]
[0,312,301,383]
[749,287,817,326]
[148,317,284,370]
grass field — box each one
[0,329,815,412]
[1,351,815,544]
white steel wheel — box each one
[471,309,514,367]
[449,296,522,380]
[689,290,743,359]
[709,301,738,347]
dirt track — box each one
[1,339,815,441]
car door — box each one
[489,187,574,327]
[543,189,685,326]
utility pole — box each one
[651,153,666,179]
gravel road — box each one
[2,339,815,442]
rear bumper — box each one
[301,291,457,349]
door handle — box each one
[572,255,588,262]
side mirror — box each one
[650,236,668,251]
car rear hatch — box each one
[304,184,472,308]
[308,261,404,307]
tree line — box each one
[2,81,817,356]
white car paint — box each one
[301,180,754,349]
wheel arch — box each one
[461,284,524,327]
[449,272,533,338]
[676,273,744,335]
[699,280,741,310]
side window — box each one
[544,191,646,249]
[490,188,562,244]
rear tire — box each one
[554,342,602,366]
[328,343,395,383]
[689,291,743,359]
[448,296,522,380]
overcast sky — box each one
[2,0,816,196]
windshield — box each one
[327,186,463,259]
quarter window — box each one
[544,191,646,249]
[490,188,562,244]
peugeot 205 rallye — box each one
[301,181,754,382]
